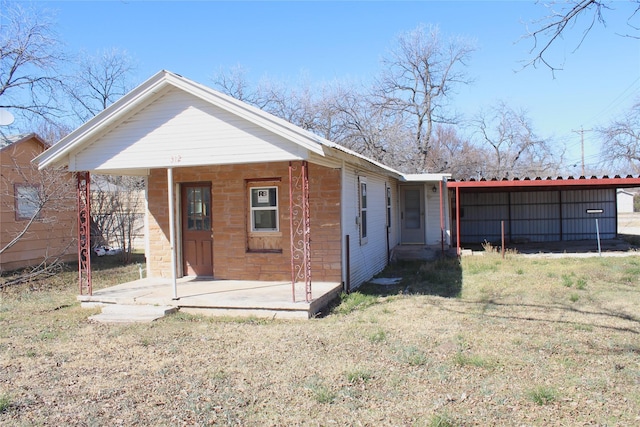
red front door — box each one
[182,183,213,276]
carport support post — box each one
[456,186,461,256]
[167,168,178,299]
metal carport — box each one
[448,175,640,254]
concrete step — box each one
[88,304,177,323]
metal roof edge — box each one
[447,175,640,188]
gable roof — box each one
[34,70,410,180]
[1,133,47,153]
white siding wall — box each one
[343,165,397,289]
[425,183,447,245]
[70,88,307,171]
[617,190,634,213]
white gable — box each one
[68,88,309,172]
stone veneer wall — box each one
[146,162,341,282]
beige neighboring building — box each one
[0,133,76,272]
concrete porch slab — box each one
[78,278,343,320]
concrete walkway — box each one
[79,278,343,320]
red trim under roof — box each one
[447,175,640,190]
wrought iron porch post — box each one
[289,161,312,303]
[77,172,92,295]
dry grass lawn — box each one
[1,251,639,426]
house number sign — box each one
[257,189,269,204]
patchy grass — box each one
[527,385,558,406]
[1,252,640,425]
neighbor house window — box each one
[14,184,41,220]
[359,178,367,243]
[250,187,278,232]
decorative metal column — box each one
[77,172,92,295]
[289,161,312,303]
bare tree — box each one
[471,102,561,178]
[213,67,354,144]
[374,24,476,172]
[0,2,64,130]
[211,64,265,107]
[212,25,477,174]
[63,47,142,263]
[526,1,640,71]
[424,124,489,178]
[597,102,640,174]
[65,48,137,123]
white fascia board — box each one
[35,70,173,170]
[402,173,452,182]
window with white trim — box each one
[359,177,368,243]
[14,184,41,221]
[250,187,279,232]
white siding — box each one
[617,190,634,213]
[343,165,396,289]
[425,183,447,245]
[70,88,308,171]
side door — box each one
[401,185,425,244]
[182,183,213,276]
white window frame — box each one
[14,184,41,221]
[359,177,368,244]
[250,186,279,232]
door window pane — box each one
[405,189,421,229]
[186,186,211,231]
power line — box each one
[585,77,640,124]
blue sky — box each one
[39,0,640,172]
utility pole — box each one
[572,127,592,176]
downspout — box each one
[167,168,178,300]
[456,186,461,256]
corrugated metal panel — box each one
[72,88,307,171]
[561,189,616,240]
[458,188,617,243]
[459,192,509,243]
[510,191,560,242]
